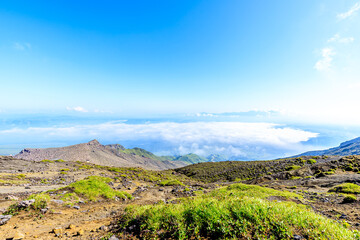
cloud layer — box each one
[0,121,318,159]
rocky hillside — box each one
[14,140,187,170]
[296,137,360,157]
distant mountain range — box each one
[295,137,360,157]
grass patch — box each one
[343,195,357,203]
[41,159,54,163]
[55,159,65,162]
[67,176,132,201]
[27,193,50,210]
[117,184,357,239]
[159,179,184,186]
[307,159,317,164]
[329,183,360,194]
[285,165,301,171]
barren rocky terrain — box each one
[2,154,360,239]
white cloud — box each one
[337,2,360,20]
[328,34,354,44]
[13,42,31,51]
[66,106,88,113]
[0,121,318,159]
[314,48,335,71]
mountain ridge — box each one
[15,140,187,170]
[295,137,360,157]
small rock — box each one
[73,205,80,210]
[5,195,19,201]
[67,224,76,229]
[340,214,348,219]
[127,187,132,190]
[52,227,63,236]
[0,215,12,225]
[293,235,303,240]
[18,199,35,208]
[40,208,48,214]
[99,225,108,231]
[25,186,31,189]
[159,188,164,191]
[77,229,84,236]
[51,199,64,204]
[12,231,25,240]
[109,235,120,240]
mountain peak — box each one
[87,139,101,146]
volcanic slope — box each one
[14,140,186,170]
[296,136,360,157]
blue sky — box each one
[1,1,360,158]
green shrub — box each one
[55,159,65,162]
[307,159,317,164]
[290,176,301,180]
[159,179,184,186]
[285,165,301,171]
[329,183,360,194]
[41,159,54,163]
[342,195,357,203]
[67,176,132,201]
[27,193,50,210]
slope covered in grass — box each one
[117,184,359,239]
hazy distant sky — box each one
[1,0,359,122]
[1,1,360,157]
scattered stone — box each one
[73,205,80,210]
[99,225,108,231]
[67,224,76,229]
[77,229,84,236]
[339,214,348,219]
[51,199,64,204]
[5,195,19,201]
[18,199,35,208]
[52,227,63,237]
[78,200,85,204]
[40,208,48,214]
[24,186,31,189]
[109,235,120,240]
[0,215,12,225]
[12,232,25,240]
[159,188,164,191]
[293,235,303,240]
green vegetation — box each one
[159,179,184,186]
[76,162,192,184]
[307,159,317,164]
[55,159,65,162]
[4,193,50,215]
[329,183,360,194]
[27,193,50,210]
[171,153,208,164]
[67,176,132,201]
[343,195,357,203]
[285,165,301,171]
[41,159,54,163]
[117,184,357,239]
[60,168,70,171]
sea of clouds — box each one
[0,121,318,159]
